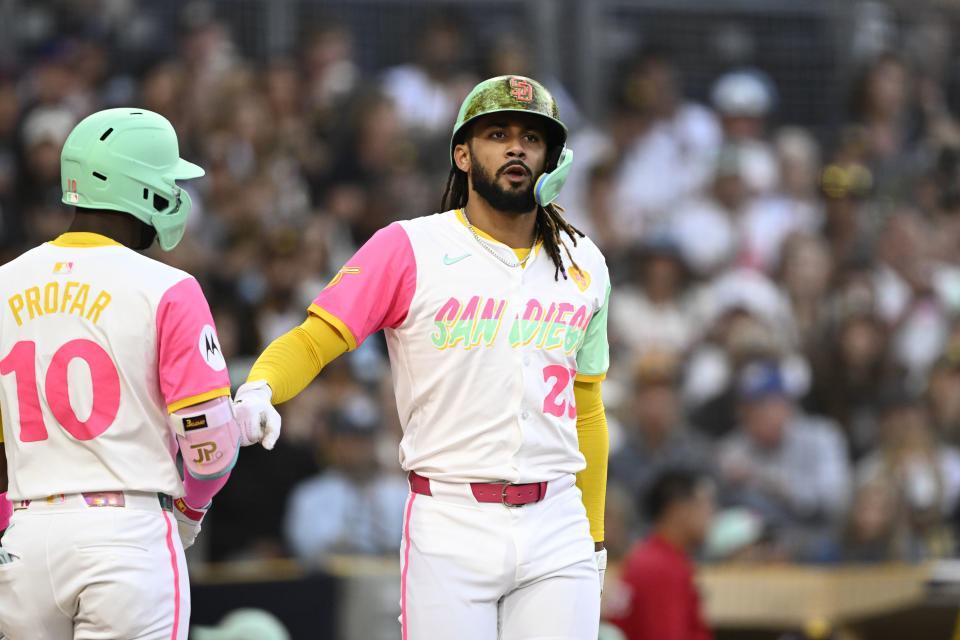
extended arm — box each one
[233,314,349,448]
[249,313,350,403]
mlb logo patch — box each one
[53,262,74,274]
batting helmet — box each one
[60,108,204,251]
[450,75,573,207]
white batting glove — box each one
[233,379,282,450]
[596,547,607,597]
[173,498,209,550]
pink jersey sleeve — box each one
[309,222,417,349]
[156,277,231,412]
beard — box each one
[470,157,537,214]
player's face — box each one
[463,113,549,214]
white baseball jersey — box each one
[309,209,610,484]
[0,232,230,500]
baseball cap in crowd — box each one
[737,361,789,401]
[191,608,291,640]
[820,162,873,199]
[22,105,75,149]
[710,69,775,117]
[704,507,766,561]
[709,268,788,329]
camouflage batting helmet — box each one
[60,108,204,251]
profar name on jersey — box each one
[8,281,112,326]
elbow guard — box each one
[170,396,241,480]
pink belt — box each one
[408,471,548,507]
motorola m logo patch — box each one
[205,334,219,358]
[198,324,227,371]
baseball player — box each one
[234,75,610,639]
[0,108,274,640]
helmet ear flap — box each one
[151,186,191,251]
[535,147,573,207]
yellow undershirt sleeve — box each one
[247,313,349,404]
[574,377,608,544]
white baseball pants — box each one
[0,492,189,640]
[400,474,600,640]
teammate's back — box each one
[0,237,224,500]
[0,107,261,640]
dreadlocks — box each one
[441,167,585,281]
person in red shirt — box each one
[606,468,716,640]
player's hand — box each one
[595,547,607,597]
[233,379,282,450]
[172,498,209,550]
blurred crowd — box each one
[4,1,960,577]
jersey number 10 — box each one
[0,339,121,442]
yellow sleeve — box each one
[574,377,608,544]
[247,313,350,404]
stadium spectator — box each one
[927,345,960,447]
[848,52,915,202]
[608,353,715,534]
[380,14,477,147]
[684,269,802,438]
[605,468,715,640]
[710,68,779,196]
[855,387,960,559]
[809,478,901,564]
[718,361,850,554]
[284,393,408,563]
[774,233,833,353]
[818,152,876,269]
[607,50,722,245]
[874,211,955,385]
[669,145,755,277]
[740,128,824,274]
[805,301,891,460]
[608,235,700,359]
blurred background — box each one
[3,0,960,638]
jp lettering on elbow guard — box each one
[170,397,241,479]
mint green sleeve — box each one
[576,281,611,377]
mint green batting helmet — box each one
[60,108,204,251]
[451,75,573,207]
